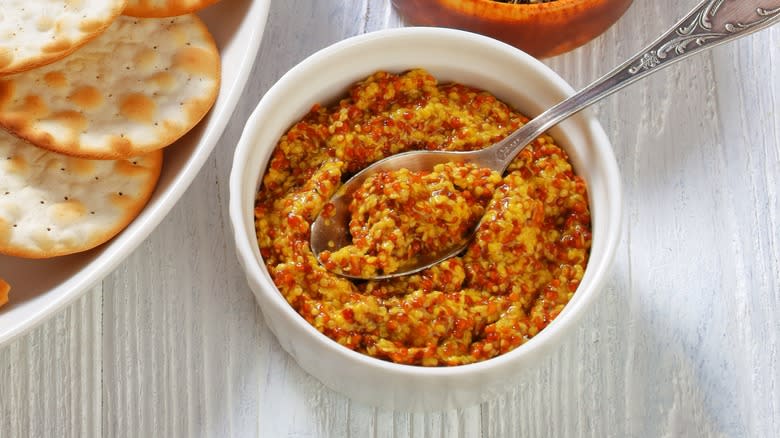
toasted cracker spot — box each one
[183,99,208,121]
[42,38,74,54]
[69,86,103,110]
[50,200,87,224]
[0,278,9,308]
[174,47,217,76]
[52,110,89,135]
[167,24,189,45]
[44,72,69,89]
[160,119,181,135]
[134,48,159,72]
[124,0,221,18]
[0,0,127,75]
[44,157,64,172]
[109,136,133,156]
[0,80,13,107]
[7,155,28,174]
[0,219,10,245]
[120,93,156,124]
[20,95,50,119]
[71,158,95,176]
[147,72,176,91]
[110,192,133,207]
[0,49,13,70]
[114,159,144,176]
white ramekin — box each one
[229,27,622,411]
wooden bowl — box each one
[392,0,633,58]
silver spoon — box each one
[311,0,780,280]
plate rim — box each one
[0,0,271,346]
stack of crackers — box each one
[0,0,223,308]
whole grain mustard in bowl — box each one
[229,27,622,411]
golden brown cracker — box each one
[0,0,127,75]
[0,129,163,258]
[0,15,220,160]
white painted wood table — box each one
[1,1,779,436]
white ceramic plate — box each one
[0,0,271,346]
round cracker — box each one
[0,129,163,259]
[0,277,9,308]
[0,15,220,160]
[0,0,127,76]
[124,0,221,18]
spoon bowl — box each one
[310,149,484,279]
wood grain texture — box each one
[0,288,101,438]
[1,0,779,436]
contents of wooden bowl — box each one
[392,0,634,58]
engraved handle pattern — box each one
[489,0,780,166]
[629,1,780,74]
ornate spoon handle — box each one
[491,0,780,164]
